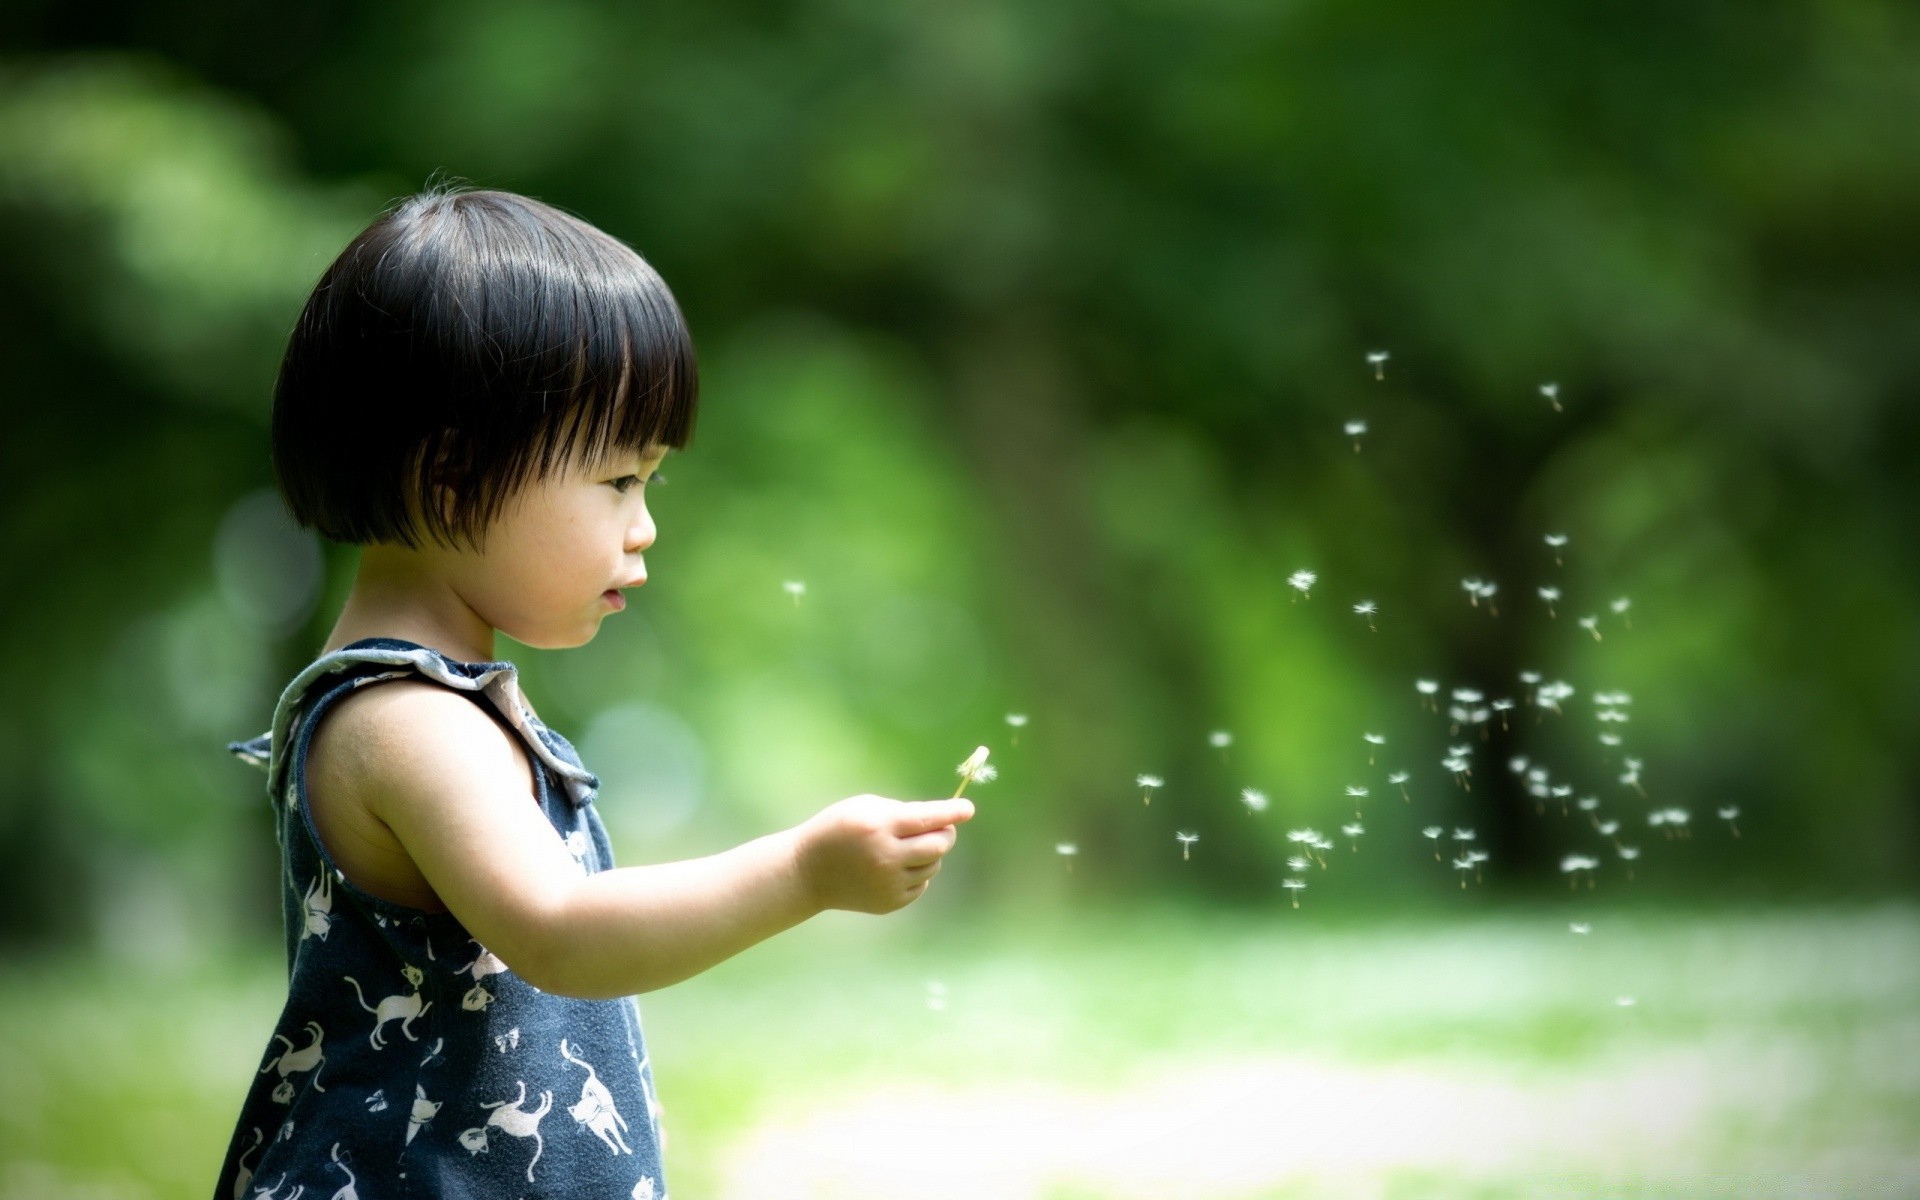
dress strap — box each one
[225,638,600,809]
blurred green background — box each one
[2,2,1917,1196]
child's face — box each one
[439,441,668,650]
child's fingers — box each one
[896,799,974,835]
[898,829,957,867]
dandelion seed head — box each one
[1538,586,1562,602]
[1176,831,1199,846]
[1560,854,1600,873]
[1452,688,1484,704]
[1570,922,1592,935]
[1422,826,1443,840]
[1364,733,1387,746]
[1545,533,1569,548]
[1578,615,1600,632]
[1366,351,1390,366]
[1344,419,1369,437]
[1136,774,1164,790]
[1282,877,1308,892]
[1346,786,1370,798]
[1598,820,1620,836]
[1055,843,1078,857]
[1208,730,1233,749]
[1416,679,1440,696]
[1519,670,1542,685]
[1241,788,1270,813]
[1509,756,1530,774]
[1288,569,1317,594]
[782,580,807,596]
[1577,796,1600,812]
[1353,600,1377,615]
[1388,771,1411,785]
[957,746,991,776]
[1342,822,1365,837]
[1005,713,1029,728]
[1718,806,1740,820]
[1611,597,1632,614]
[1618,846,1640,860]
[1540,383,1560,400]
[969,764,998,784]
[1452,828,1477,841]
[1616,996,1637,1007]
[1599,733,1623,746]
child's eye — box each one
[611,473,667,494]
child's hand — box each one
[796,794,976,914]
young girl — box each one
[215,182,976,1200]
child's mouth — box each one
[603,590,626,610]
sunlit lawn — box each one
[2,901,1915,1199]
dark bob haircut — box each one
[272,179,697,552]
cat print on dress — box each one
[231,1126,264,1199]
[261,1021,328,1103]
[418,1036,445,1069]
[560,1038,632,1155]
[343,965,432,1049]
[632,1177,657,1199]
[455,940,510,1012]
[301,871,335,941]
[326,1142,359,1200]
[251,1172,304,1199]
[564,828,592,873]
[460,1080,553,1183]
[406,1082,442,1145]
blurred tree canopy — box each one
[2,0,1916,953]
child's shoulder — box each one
[306,673,536,803]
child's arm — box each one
[340,682,975,1001]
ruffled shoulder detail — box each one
[226,638,600,809]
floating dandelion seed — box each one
[952,746,993,798]
[1611,596,1633,629]
[1718,805,1741,837]
[1209,730,1233,762]
[1616,996,1637,1008]
[1353,600,1378,631]
[1345,785,1369,817]
[1056,843,1078,873]
[1538,586,1560,618]
[1287,855,1313,874]
[1416,679,1440,711]
[1341,821,1364,850]
[1282,878,1307,908]
[1453,827,1477,843]
[1287,829,1328,869]
[1452,856,1475,889]
[926,980,947,1012]
[1570,922,1592,935]
[1241,787,1270,814]
[1005,712,1028,745]
[1363,732,1386,764]
[1540,382,1563,412]
[1136,774,1163,806]
[1422,825,1444,859]
[1388,771,1412,801]
[1578,615,1602,642]
[1467,847,1490,882]
[1509,756,1530,774]
[1175,831,1200,862]
[1620,757,1646,796]
[1490,698,1515,730]
[1288,569,1317,600]
[1598,819,1621,838]
[1618,844,1640,881]
[1577,796,1600,814]
[1599,732,1623,748]
[1366,350,1390,380]
[782,580,807,606]
[1344,419,1368,452]
[1560,854,1601,891]
[1544,533,1569,566]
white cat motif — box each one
[455,941,510,1011]
[405,1082,441,1145]
[300,871,334,941]
[325,1142,359,1200]
[461,1080,553,1183]
[261,1021,328,1103]
[560,1038,632,1155]
[231,1126,264,1199]
[343,965,432,1049]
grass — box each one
[1,900,1916,1198]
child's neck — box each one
[323,545,498,666]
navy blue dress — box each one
[214,637,669,1200]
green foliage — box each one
[1,0,1917,953]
